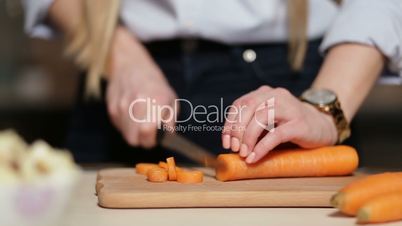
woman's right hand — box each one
[106,27,177,148]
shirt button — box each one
[243,49,257,63]
[184,20,193,29]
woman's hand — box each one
[106,27,177,148]
[222,86,337,164]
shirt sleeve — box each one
[320,0,402,76]
[21,0,56,39]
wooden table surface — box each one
[60,170,402,226]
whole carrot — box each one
[331,172,402,216]
[215,145,358,182]
[357,191,402,224]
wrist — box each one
[105,27,136,79]
[106,26,160,80]
[317,105,338,145]
[105,26,170,91]
[303,102,338,145]
[300,88,351,144]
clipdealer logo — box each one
[128,97,275,132]
[254,97,276,132]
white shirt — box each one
[21,0,402,76]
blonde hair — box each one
[67,0,340,98]
[65,0,120,97]
[287,0,308,72]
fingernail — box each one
[222,135,231,149]
[239,144,248,157]
[231,137,240,152]
[246,152,256,164]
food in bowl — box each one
[0,130,80,226]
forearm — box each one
[47,0,82,36]
[312,44,385,122]
[106,26,160,80]
[48,0,141,80]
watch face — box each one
[301,89,337,105]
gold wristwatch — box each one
[300,89,351,144]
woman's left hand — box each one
[222,85,338,164]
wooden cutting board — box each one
[96,168,364,208]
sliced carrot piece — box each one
[135,163,159,175]
[331,172,402,216]
[357,191,402,224]
[215,145,358,182]
[177,170,203,184]
[146,167,168,182]
[166,157,177,181]
[159,161,168,170]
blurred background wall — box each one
[0,1,79,147]
[0,1,401,167]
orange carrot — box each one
[331,172,402,216]
[159,161,168,170]
[135,163,159,175]
[357,191,402,224]
[146,167,168,182]
[215,145,358,182]
[176,170,204,184]
[166,157,177,181]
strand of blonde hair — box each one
[65,0,120,98]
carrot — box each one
[215,145,358,182]
[159,161,168,170]
[331,172,402,216]
[135,163,159,175]
[176,170,204,184]
[146,167,168,182]
[356,191,402,224]
[166,157,177,181]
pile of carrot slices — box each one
[332,172,402,224]
[135,157,204,184]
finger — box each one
[222,102,239,150]
[229,102,247,152]
[240,99,288,157]
[140,95,178,148]
[245,122,296,164]
[230,86,273,152]
[239,113,266,158]
[229,100,258,152]
[123,95,145,146]
[223,86,272,151]
[124,122,139,146]
[161,98,177,134]
[135,98,157,148]
[139,122,157,149]
[122,101,140,146]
